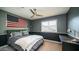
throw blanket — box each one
[15,35,43,50]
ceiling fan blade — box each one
[30,9,35,15]
[33,9,43,16]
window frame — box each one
[41,20,57,32]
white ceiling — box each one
[0,7,70,20]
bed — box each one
[0,31,44,51]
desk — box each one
[59,35,79,51]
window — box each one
[41,20,57,32]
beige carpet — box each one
[38,39,62,51]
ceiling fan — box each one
[30,9,43,18]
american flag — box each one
[7,18,27,28]
[18,19,27,28]
[7,21,18,27]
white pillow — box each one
[15,38,29,51]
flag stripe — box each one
[7,20,17,27]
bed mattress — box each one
[0,35,44,51]
[17,35,43,51]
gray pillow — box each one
[12,32,22,37]
[8,36,24,51]
[22,31,29,36]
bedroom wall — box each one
[0,10,7,35]
[67,7,79,38]
[0,10,7,46]
[30,14,67,33]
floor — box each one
[38,39,62,51]
[0,45,15,51]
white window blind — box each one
[41,20,57,32]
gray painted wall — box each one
[67,7,79,37]
[0,10,7,35]
[30,14,67,33]
[30,20,41,32]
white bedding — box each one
[15,35,43,51]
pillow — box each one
[15,37,29,51]
[9,32,15,37]
[9,32,22,37]
[10,32,14,38]
[13,32,22,37]
[22,31,29,36]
